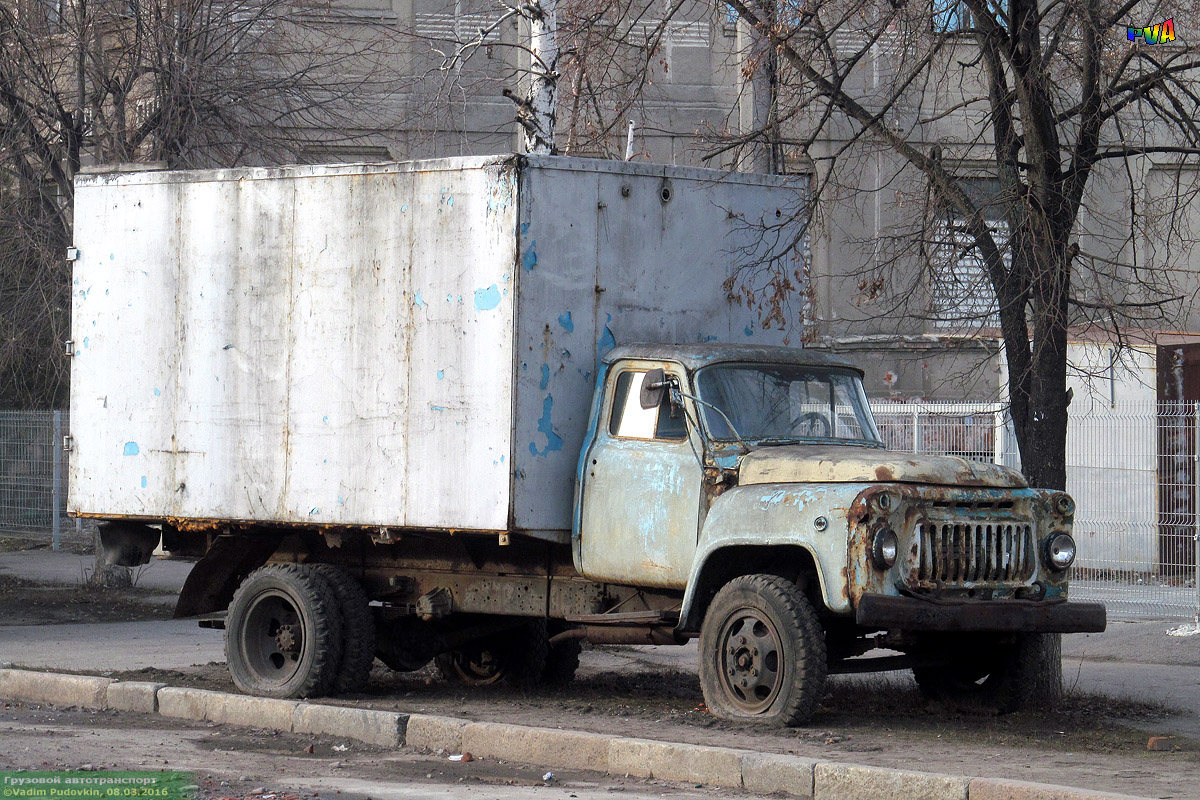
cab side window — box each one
[609,370,687,441]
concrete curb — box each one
[0,668,1152,800]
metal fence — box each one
[869,400,1200,622]
[0,410,86,550]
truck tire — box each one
[376,618,438,672]
[699,574,827,726]
[912,632,1058,713]
[225,564,344,699]
[436,618,549,689]
[542,622,582,686]
[314,565,376,693]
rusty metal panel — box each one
[737,445,1027,488]
[510,157,804,533]
[70,158,517,531]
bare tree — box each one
[717,0,1200,493]
[0,0,399,408]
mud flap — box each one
[174,535,281,618]
[98,522,161,567]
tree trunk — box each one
[524,0,558,155]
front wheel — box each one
[699,574,827,726]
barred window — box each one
[930,177,1005,329]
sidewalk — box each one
[0,548,194,593]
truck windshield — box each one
[694,364,882,445]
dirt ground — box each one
[0,574,174,626]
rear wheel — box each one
[376,618,439,672]
[699,574,827,726]
[437,618,549,689]
[313,565,376,693]
[542,622,583,686]
[225,564,344,698]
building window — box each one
[934,0,1003,32]
[930,177,1004,329]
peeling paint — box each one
[153,388,161,397]
[140,476,147,488]
[744,325,754,337]
[540,363,550,390]
[529,394,563,456]
[123,442,139,456]
[760,489,790,505]
[522,241,538,272]
[558,311,574,332]
[473,284,501,311]
[413,290,426,308]
[596,314,616,364]
[437,369,445,380]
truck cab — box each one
[573,344,1105,724]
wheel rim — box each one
[240,590,306,688]
[716,609,785,714]
[448,646,505,684]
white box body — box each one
[69,155,800,541]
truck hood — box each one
[737,445,1027,489]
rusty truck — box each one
[68,155,1105,725]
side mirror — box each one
[639,368,668,409]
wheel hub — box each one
[275,624,299,654]
[719,612,783,713]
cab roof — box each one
[603,343,862,374]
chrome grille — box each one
[917,522,1034,583]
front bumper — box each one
[855,593,1107,633]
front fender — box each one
[679,482,875,630]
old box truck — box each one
[69,155,1104,725]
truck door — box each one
[579,363,703,589]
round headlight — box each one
[1045,532,1076,571]
[871,528,899,569]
